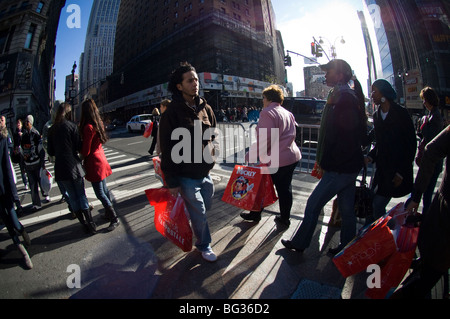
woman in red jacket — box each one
[80,99,119,231]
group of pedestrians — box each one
[0,99,120,269]
[1,59,448,297]
[156,60,448,297]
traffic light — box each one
[316,45,323,58]
[284,55,292,67]
[311,42,316,56]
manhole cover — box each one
[291,279,342,299]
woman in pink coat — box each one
[80,99,119,231]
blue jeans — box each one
[59,178,89,212]
[91,179,112,208]
[0,194,24,245]
[178,175,214,252]
[372,194,392,221]
[291,171,358,250]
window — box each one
[36,1,44,13]
[24,24,36,49]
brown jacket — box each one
[159,95,217,188]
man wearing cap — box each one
[21,115,48,211]
[282,59,367,255]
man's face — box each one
[24,120,32,130]
[177,71,199,100]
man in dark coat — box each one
[393,125,450,298]
[159,62,218,262]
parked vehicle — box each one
[282,97,326,147]
[126,114,152,133]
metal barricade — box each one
[216,122,248,164]
[248,122,320,174]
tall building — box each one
[362,0,450,117]
[79,0,120,102]
[0,0,66,131]
[104,0,285,116]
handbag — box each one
[145,188,193,252]
[354,165,373,218]
[222,165,278,211]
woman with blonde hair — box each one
[80,99,119,231]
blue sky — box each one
[54,0,93,101]
[54,0,368,100]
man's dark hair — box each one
[168,62,196,95]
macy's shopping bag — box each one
[152,156,166,186]
[221,165,277,211]
[332,214,397,278]
[143,122,154,138]
[145,188,192,252]
[366,218,419,299]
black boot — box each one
[105,206,120,231]
[240,211,262,222]
[74,210,90,233]
[82,209,97,234]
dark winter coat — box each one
[47,120,85,182]
[369,102,417,198]
[159,95,217,188]
[411,125,450,272]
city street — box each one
[0,127,446,301]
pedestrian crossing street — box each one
[10,147,163,227]
[8,144,444,231]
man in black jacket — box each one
[159,62,218,262]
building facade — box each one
[0,0,66,131]
[102,0,285,116]
[362,0,450,119]
[79,0,120,102]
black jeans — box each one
[253,161,299,220]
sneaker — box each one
[31,205,41,212]
[24,185,29,190]
[44,196,51,203]
[201,247,217,262]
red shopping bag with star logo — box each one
[145,188,192,252]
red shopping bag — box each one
[333,214,397,278]
[152,156,166,186]
[366,222,419,299]
[143,122,154,138]
[145,188,192,252]
[221,165,277,211]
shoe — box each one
[201,247,217,262]
[240,211,261,222]
[281,239,304,253]
[31,205,41,212]
[44,196,51,203]
[275,216,290,227]
[24,185,29,190]
[327,246,343,256]
[16,243,33,269]
[21,229,31,247]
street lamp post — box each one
[70,61,77,121]
[318,36,346,60]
